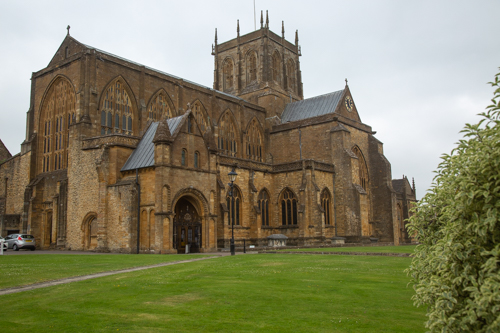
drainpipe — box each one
[333,173,337,237]
[136,169,141,254]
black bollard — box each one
[243,239,246,253]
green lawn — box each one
[278,245,417,254]
[0,254,425,332]
[0,254,207,289]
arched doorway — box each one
[44,211,53,248]
[82,214,98,251]
[173,198,202,254]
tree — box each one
[406,70,500,332]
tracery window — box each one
[272,51,281,85]
[281,188,298,225]
[227,187,241,226]
[148,92,172,121]
[247,52,257,83]
[286,59,296,92]
[192,102,209,135]
[218,112,237,157]
[40,77,76,173]
[352,146,369,190]
[223,58,234,91]
[321,189,331,225]
[258,190,270,226]
[246,119,263,161]
[100,79,133,135]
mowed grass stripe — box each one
[0,254,208,289]
[277,244,417,253]
[0,254,425,333]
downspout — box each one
[333,173,337,237]
[136,169,140,254]
[299,127,302,160]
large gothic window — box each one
[281,188,298,225]
[258,190,270,226]
[247,51,257,84]
[223,58,234,91]
[272,51,281,85]
[40,77,76,173]
[321,189,331,225]
[218,112,237,157]
[227,186,241,226]
[101,79,133,135]
[246,119,263,161]
[286,59,296,92]
[148,91,172,121]
[352,146,369,190]
[192,102,209,135]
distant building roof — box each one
[281,90,344,123]
[121,116,183,171]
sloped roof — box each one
[121,116,183,171]
[392,179,405,193]
[281,90,344,123]
[76,39,248,103]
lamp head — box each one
[228,167,237,182]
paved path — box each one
[0,255,223,296]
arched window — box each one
[227,187,241,226]
[246,119,263,161]
[352,146,369,190]
[286,59,296,92]
[218,112,237,157]
[40,77,76,173]
[281,188,298,225]
[247,51,257,84]
[223,58,234,91]
[148,91,172,121]
[194,151,199,168]
[192,102,209,135]
[321,189,331,225]
[101,79,133,135]
[272,51,281,85]
[258,190,270,226]
[181,149,187,166]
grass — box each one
[278,245,417,254]
[0,254,425,332]
[0,254,207,289]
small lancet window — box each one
[227,187,241,226]
[258,190,270,226]
[321,190,331,225]
[194,152,199,168]
[281,188,298,225]
[181,149,186,166]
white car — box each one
[0,236,8,251]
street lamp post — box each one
[228,167,238,256]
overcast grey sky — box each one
[0,0,499,199]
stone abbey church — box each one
[0,14,417,253]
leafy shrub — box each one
[406,70,500,332]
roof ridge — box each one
[79,41,248,103]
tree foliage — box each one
[406,70,500,332]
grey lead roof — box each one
[121,116,184,171]
[281,89,344,123]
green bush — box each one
[406,70,500,332]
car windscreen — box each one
[21,235,35,239]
